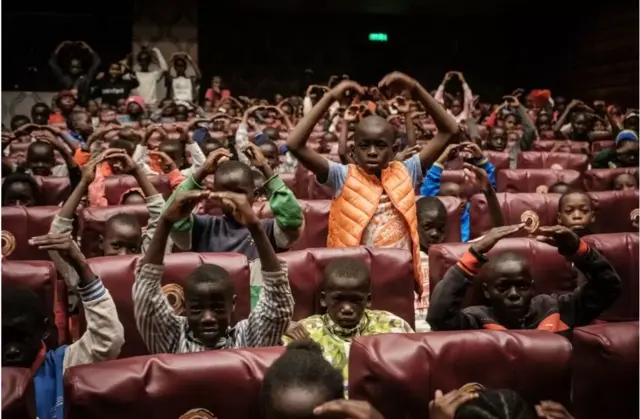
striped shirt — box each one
[132,261,294,353]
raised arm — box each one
[286,80,364,182]
[49,41,72,85]
[152,47,169,74]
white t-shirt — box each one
[135,70,164,106]
[172,77,193,102]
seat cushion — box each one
[583,233,638,321]
[280,247,416,328]
[2,367,36,419]
[349,331,572,419]
[34,176,71,205]
[531,140,590,154]
[87,253,250,358]
[517,151,589,172]
[572,322,639,419]
[103,175,172,205]
[483,151,511,171]
[64,347,284,419]
[428,238,574,307]
[497,169,582,193]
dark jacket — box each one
[427,241,621,338]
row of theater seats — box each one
[3,325,637,419]
[4,191,638,260]
[16,165,639,208]
[3,234,637,359]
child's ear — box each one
[349,143,356,155]
[392,143,399,155]
[556,213,562,225]
[98,234,104,251]
[366,293,372,308]
[482,283,490,300]
[41,317,50,339]
[232,294,237,312]
[320,291,327,308]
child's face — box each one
[185,281,233,347]
[321,274,370,329]
[159,143,185,168]
[122,192,146,205]
[571,114,589,137]
[101,221,142,256]
[612,173,638,191]
[4,181,36,206]
[504,115,517,131]
[488,128,507,152]
[109,63,123,79]
[450,99,463,116]
[536,115,552,132]
[616,140,639,166]
[27,143,55,176]
[484,258,534,324]
[259,143,280,169]
[116,99,127,115]
[439,182,461,199]
[31,106,50,125]
[127,102,142,115]
[59,95,76,112]
[418,207,446,252]
[2,312,44,368]
[87,100,99,116]
[557,193,594,235]
[352,119,396,174]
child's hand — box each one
[329,80,365,101]
[244,143,269,172]
[437,143,459,164]
[379,72,417,94]
[472,224,525,254]
[535,401,574,419]
[148,150,177,174]
[394,145,421,162]
[533,225,581,256]
[459,142,484,160]
[313,400,384,419]
[163,190,212,223]
[463,163,492,192]
[210,191,260,226]
[201,148,233,175]
[428,389,479,419]
[391,96,411,113]
[284,321,310,341]
[81,150,117,183]
[29,233,85,266]
[344,105,361,122]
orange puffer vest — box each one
[327,162,423,295]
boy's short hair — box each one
[185,264,234,298]
[215,160,253,181]
[455,388,535,419]
[558,190,592,211]
[10,115,30,131]
[1,172,40,205]
[2,285,47,326]
[322,258,370,289]
[261,340,344,414]
[109,138,135,155]
[27,141,55,160]
[105,213,142,232]
[416,196,447,219]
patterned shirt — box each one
[283,310,414,395]
[133,261,294,353]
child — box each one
[557,191,595,237]
[548,182,572,195]
[612,172,638,191]
[592,130,639,169]
[134,188,293,352]
[2,172,39,207]
[4,233,123,419]
[286,73,459,296]
[427,224,621,335]
[25,141,68,177]
[282,258,413,392]
[421,143,497,242]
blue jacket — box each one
[420,158,497,242]
[34,346,67,419]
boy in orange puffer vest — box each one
[286,72,459,296]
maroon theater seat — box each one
[497,169,582,193]
[2,260,65,347]
[103,175,172,205]
[87,253,250,358]
[34,175,71,205]
[531,140,590,154]
[2,368,36,419]
[428,238,574,307]
[349,331,572,419]
[483,151,511,171]
[590,140,615,155]
[583,233,638,321]
[517,151,589,172]
[469,193,561,239]
[588,190,639,234]
[582,168,639,191]
[1,206,60,261]
[572,322,639,419]
[78,205,150,258]
[64,347,284,419]
[280,247,416,327]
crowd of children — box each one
[1,45,638,419]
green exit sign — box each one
[368,33,388,42]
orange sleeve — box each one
[167,169,186,190]
[457,250,483,276]
[74,148,91,167]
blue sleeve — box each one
[402,154,424,188]
[478,159,497,190]
[322,160,349,197]
[461,202,470,242]
[419,163,444,196]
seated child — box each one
[4,233,124,419]
[420,142,497,242]
[1,172,39,206]
[611,172,638,191]
[548,181,572,195]
[557,190,595,237]
[427,224,621,335]
[283,258,414,392]
[261,340,384,419]
[286,73,459,296]
[134,188,294,352]
[592,129,638,169]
